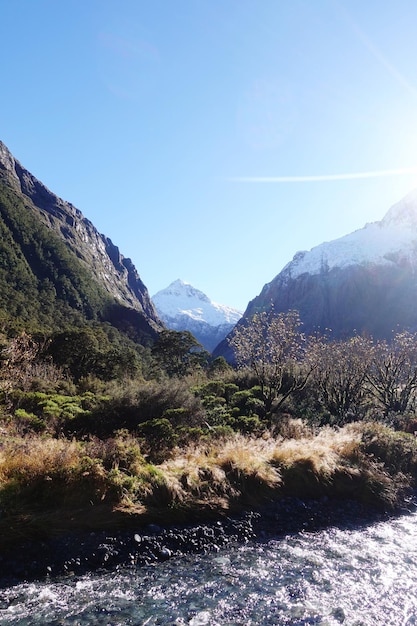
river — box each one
[1,508,417,625]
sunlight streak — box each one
[334,0,417,101]
[229,167,417,183]
[228,167,417,183]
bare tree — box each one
[311,335,373,422]
[366,331,417,414]
[228,309,314,417]
[0,332,41,389]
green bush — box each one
[201,395,227,409]
[230,389,253,409]
[229,414,262,434]
[194,380,226,398]
[163,407,192,425]
[137,418,177,460]
[64,379,204,438]
[14,408,45,433]
[248,385,264,399]
[176,426,206,446]
[207,357,231,378]
[224,383,239,402]
[245,397,265,416]
[208,425,234,439]
[7,390,95,435]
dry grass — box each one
[161,434,281,505]
[159,426,364,508]
[0,421,413,544]
[0,436,85,483]
[270,425,362,477]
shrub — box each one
[230,389,253,410]
[207,357,232,378]
[224,383,239,402]
[193,380,226,398]
[137,418,177,461]
[245,397,265,416]
[86,432,144,473]
[163,407,191,425]
[14,408,46,433]
[65,379,205,438]
[8,390,93,435]
[0,436,109,510]
[360,423,417,477]
[229,414,262,434]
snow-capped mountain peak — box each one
[217,187,417,348]
[152,280,242,352]
[156,279,211,307]
[153,280,242,326]
[381,188,417,228]
[281,188,417,281]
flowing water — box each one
[1,511,417,625]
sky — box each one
[2,1,417,312]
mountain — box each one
[0,140,163,342]
[152,279,242,352]
[215,189,417,359]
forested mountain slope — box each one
[0,141,163,343]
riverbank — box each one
[1,420,417,586]
[2,493,414,589]
[3,498,417,626]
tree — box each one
[311,335,372,421]
[366,331,417,414]
[228,309,314,417]
[0,331,61,392]
[207,356,232,378]
[0,332,40,391]
[46,327,140,381]
[152,330,209,377]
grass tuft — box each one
[0,421,415,545]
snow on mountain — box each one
[152,280,242,352]
[282,189,417,281]
[213,188,417,359]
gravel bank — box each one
[1,495,414,588]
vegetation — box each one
[0,183,110,328]
[2,304,417,546]
[0,180,157,347]
[229,309,315,418]
[6,149,417,546]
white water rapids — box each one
[1,510,417,625]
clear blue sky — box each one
[2,0,417,311]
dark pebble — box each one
[0,495,414,588]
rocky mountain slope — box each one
[215,189,417,359]
[152,279,242,352]
[0,140,163,342]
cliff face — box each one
[244,263,417,339]
[0,140,163,339]
[214,189,417,360]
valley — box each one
[1,140,417,581]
